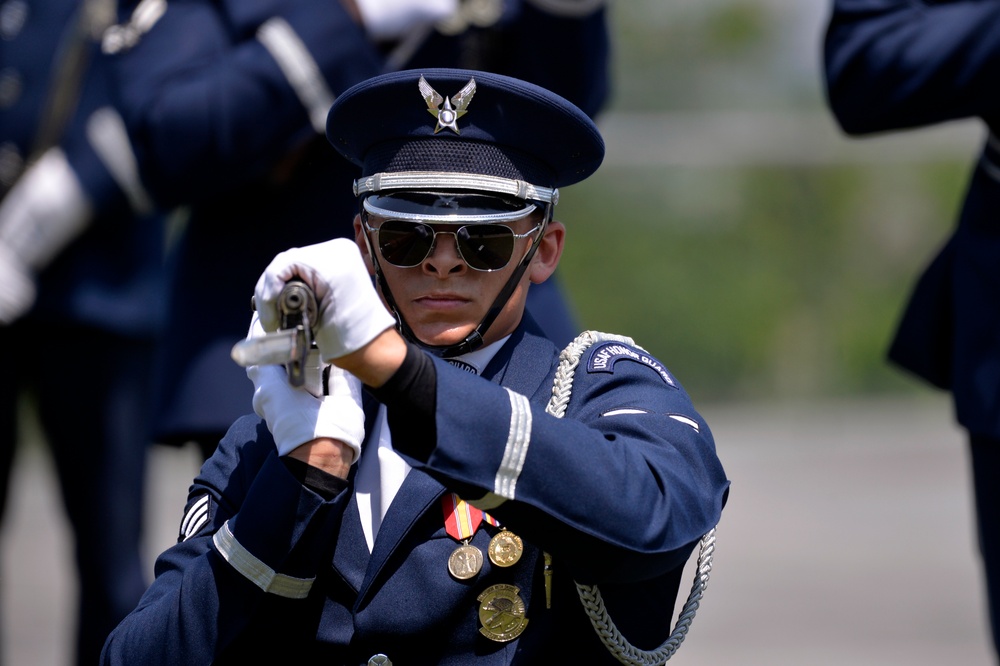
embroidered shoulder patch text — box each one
[586,342,676,386]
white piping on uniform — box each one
[86,107,154,214]
[257,17,335,134]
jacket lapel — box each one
[329,393,382,592]
[482,315,559,400]
[330,486,370,593]
[359,469,445,599]
[345,318,560,601]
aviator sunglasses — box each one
[362,198,543,272]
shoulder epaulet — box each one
[546,329,714,664]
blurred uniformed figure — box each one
[101,67,729,665]
[103,0,610,459]
[0,0,166,663]
[825,0,1000,657]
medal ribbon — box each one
[442,493,498,541]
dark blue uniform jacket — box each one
[825,0,1000,437]
[101,321,729,665]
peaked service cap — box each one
[326,68,605,206]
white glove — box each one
[353,0,457,40]
[245,314,366,462]
[0,244,37,325]
[254,238,395,362]
[0,148,92,324]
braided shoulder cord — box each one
[545,331,717,665]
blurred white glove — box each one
[353,0,456,40]
[246,313,366,462]
[0,244,36,325]
[0,148,92,324]
[254,238,395,362]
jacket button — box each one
[368,655,392,666]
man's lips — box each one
[414,293,472,309]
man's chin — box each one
[412,326,477,349]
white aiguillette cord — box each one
[546,330,717,666]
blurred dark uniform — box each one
[105,0,609,458]
[825,0,1000,655]
[0,0,165,663]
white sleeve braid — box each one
[212,521,315,599]
[493,388,532,500]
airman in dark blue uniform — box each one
[825,0,1000,655]
[104,0,610,457]
[101,68,729,665]
[0,0,165,663]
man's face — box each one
[355,209,564,349]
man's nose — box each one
[423,231,466,275]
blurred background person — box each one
[824,0,1000,658]
[103,0,610,460]
[0,0,166,663]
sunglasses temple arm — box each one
[440,215,548,357]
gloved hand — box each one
[254,237,395,362]
[352,0,456,40]
[0,148,92,324]
[245,313,366,462]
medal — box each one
[442,494,497,580]
[447,542,483,580]
[477,584,529,642]
[487,528,523,567]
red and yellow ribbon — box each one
[442,493,498,541]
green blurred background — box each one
[557,0,980,403]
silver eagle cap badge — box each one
[419,76,476,135]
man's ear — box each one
[529,219,565,284]
[353,214,376,275]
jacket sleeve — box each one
[109,0,382,207]
[392,346,729,584]
[100,415,350,665]
[499,1,610,119]
[824,0,1000,134]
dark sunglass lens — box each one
[378,221,434,267]
[457,225,515,270]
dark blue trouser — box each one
[970,434,1000,659]
[0,321,154,666]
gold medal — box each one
[447,542,483,580]
[477,584,529,642]
[487,529,523,567]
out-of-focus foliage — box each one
[557,0,974,402]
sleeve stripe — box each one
[179,494,210,540]
[493,389,532,500]
[212,520,315,599]
[87,106,154,214]
[668,414,701,432]
[256,17,336,134]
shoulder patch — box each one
[586,342,676,386]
